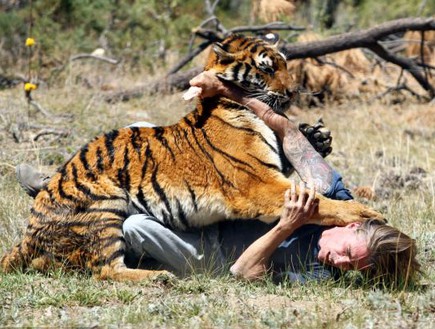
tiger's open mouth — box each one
[247,90,291,113]
[220,77,292,113]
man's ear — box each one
[346,222,362,229]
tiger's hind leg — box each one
[99,263,172,282]
[30,254,65,273]
[1,238,39,273]
[82,200,173,282]
[94,222,173,281]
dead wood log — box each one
[282,17,435,98]
[106,17,435,103]
[104,67,203,103]
[168,21,305,75]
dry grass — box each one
[251,0,297,23]
[0,65,434,328]
[403,30,435,64]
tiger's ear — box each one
[259,33,280,48]
[213,42,236,61]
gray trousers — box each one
[123,215,227,277]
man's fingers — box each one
[189,72,205,86]
[305,185,316,212]
[182,86,202,101]
[297,181,306,206]
[308,185,315,203]
[307,199,319,217]
[284,189,290,204]
[290,180,297,203]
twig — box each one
[314,58,355,78]
[401,83,424,100]
[420,31,429,83]
[33,129,70,141]
[395,68,404,87]
[204,0,220,16]
[29,100,53,117]
[417,0,428,16]
[0,162,16,170]
[167,40,214,75]
[368,42,434,98]
[370,83,424,102]
[416,61,435,71]
[70,54,120,64]
[49,52,120,83]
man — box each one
[16,72,420,287]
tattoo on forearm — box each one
[282,128,334,194]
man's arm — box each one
[230,182,317,280]
[189,72,334,194]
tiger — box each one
[1,34,384,281]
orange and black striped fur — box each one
[1,35,384,281]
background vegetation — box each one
[1,0,434,76]
[0,0,434,328]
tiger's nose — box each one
[285,89,296,98]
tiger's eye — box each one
[260,65,275,75]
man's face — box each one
[317,223,370,271]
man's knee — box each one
[123,215,164,246]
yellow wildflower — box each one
[25,37,35,47]
[24,83,37,91]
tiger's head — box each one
[205,34,294,113]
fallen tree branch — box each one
[49,52,120,84]
[282,17,435,98]
[104,67,203,103]
[368,42,434,97]
[168,40,214,75]
[282,17,434,59]
[370,83,424,103]
[168,21,305,75]
[106,17,435,103]
[229,22,305,34]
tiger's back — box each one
[1,35,384,280]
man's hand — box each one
[187,71,235,99]
[187,71,290,138]
[230,182,317,281]
[277,182,318,234]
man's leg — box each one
[123,215,226,277]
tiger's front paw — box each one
[299,118,332,158]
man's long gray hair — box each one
[357,219,421,288]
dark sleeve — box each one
[323,170,353,201]
[274,263,334,284]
